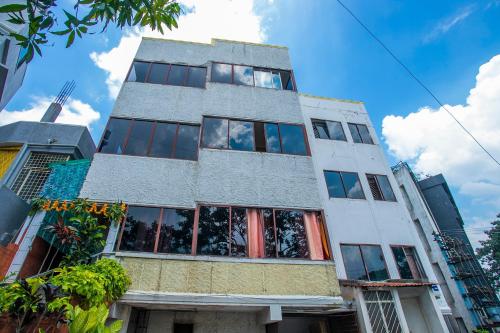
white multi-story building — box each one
[300,94,450,333]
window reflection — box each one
[327,121,346,141]
[197,206,230,256]
[231,208,248,257]
[229,120,254,151]
[147,63,169,84]
[341,245,368,280]
[341,172,365,199]
[158,209,194,254]
[361,245,389,281]
[341,244,389,281]
[254,69,281,89]
[124,120,154,156]
[324,171,365,199]
[324,171,346,198]
[211,63,232,84]
[233,65,254,86]
[149,122,176,158]
[119,206,160,252]
[128,61,149,82]
[98,118,131,154]
[175,125,200,160]
[126,60,206,88]
[263,209,276,258]
[201,118,228,149]
[275,210,309,258]
[264,123,281,153]
[186,67,207,88]
[167,65,188,86]
[279,124,307,155]
[348,123,373,144]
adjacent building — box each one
[0,2,28,111]
[393,162,500,332]
[79,38,355,333]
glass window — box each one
[211,63,232,84]
[312,120,330,139]
[233,65,254,86]
[392,246,425,280]
[254,69,281,89]
[158,209,194,254]
[186,67,207,88]
[197,206,229,256]
[231,207,248,257]
[279,70,294,91]
[279,124,307,155]
[119,206,160,252]
[254,122,267,152]
[167,65,188,86]
[98,118,131,154]
[357,124,373,144]
[147,63,169,84]
[149,122,177,158]
[367,174,396,201]
[361,245,389,281]
[275,210,309,258]
[327,121,347,141]
[348,123,362,143]
[127,61,149,82]
[341,245,368,280]
[264,123,281,153]
[174,125,200,160]
[229,120,254,151]
[342,172,365,199]
[263,209,276,258]
[123,120,154,156]
[201,118,228,149]
[324,171,346,198]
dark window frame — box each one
[390,245,427,280]
[200,116,310,156]
[126,60,207,89]
[347,122,374,144]
[323,170,366,199]
[210,61,297,91]
[311,119,347,142]
[340,243,390,281]
[117,204,332,261]
[366,174,397,202]
[97,117,201,161]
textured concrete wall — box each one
[120,257,340,297]
[146,310,264,333]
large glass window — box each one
[366,174,396,202]
[341,244,389,281]
[197,206,230,256]
[147,63,169,84]
[312,120,346,141]
[119,206,160,252]
[127,61,149,83]
[324,171,365,199]
[167,65,188,86]
[348,123,373,144]
[264,123,281,153]
[279,124,308,155]
[186,67,207,88]
[229,120,254,151]
[231,207,248,257]
[275,210,309,258]
[201,117,228,149]
[123,120,154,156]
[158,209,194,254]
[254,69,281,89]
[98,118,131,154]
[233,65,254,86]
[99,118,199,161]
[391,246,426,280]
[211,63,232,84]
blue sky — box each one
[1,0,499,248]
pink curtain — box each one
[304,212,325,260]
[247,208,264,258]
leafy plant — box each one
[89,259,130,303]
[67,304,122,333]
[476,213,500,293]
[0,0,181,66]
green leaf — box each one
[52,29,71,36]
[0,4,27,13]
[66,30,75,48]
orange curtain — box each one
[247,208,264,258]
[304,212,325,260]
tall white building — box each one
[300,94,450,333]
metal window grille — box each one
[363,290,402,333]
[10,152,69,201]
[367,175,384,200]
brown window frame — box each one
[200,116,311,156]
[390,245,427,280]
[97,117,201,161]
[210,61,297,91]
[366,174,397,202]
[117,204,332,261]
[126,60,207,89]
[340,243,390,281]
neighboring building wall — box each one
[0,146,20,178]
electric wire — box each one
[335,0,500,168]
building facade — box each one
[300,95,449,333]
[393,162,500,331]
[0,2,28,111]
[79,38,354,333]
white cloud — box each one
[423,5,475,43]
[90,0,267,98]
[0,96,100,128]
[382,54,500,248]
[464,216,494,250]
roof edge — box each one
[299,93,364,105]
[141,37,288,49]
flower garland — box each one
[39,199,127,217]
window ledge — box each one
[200,147,311,158]
[96,152,199,163]
[112,251,335,266]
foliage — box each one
[476,213,500,293]
[67,304,122,333]
[90,259,131,302]
[0,0,181,66]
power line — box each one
[335,0,500,168]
